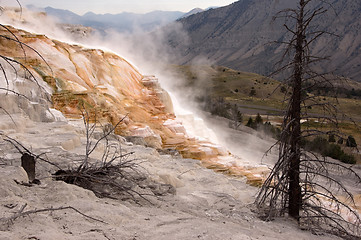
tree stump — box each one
[21,153,35,182]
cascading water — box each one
[168,91,220,144]
[156,76,272,185]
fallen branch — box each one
[0,203,107,226]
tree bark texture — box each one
[288,0,305,220]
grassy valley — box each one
[168,64,361,163]
[169,65,286,111]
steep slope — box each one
[0,26,208,156]
[165,0,361,81]
[179,8,204,19]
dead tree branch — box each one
[0,203,106,227]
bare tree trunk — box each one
[256,1,361,237]
[288,0,305,220]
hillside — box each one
[164,0,361,82]
[168,64,361,163]
[28,5,185,33]
[167,64,361,117]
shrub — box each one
[246,114,264,130]
[255,113,263,125]
[261,122,281,140]
[328,135,336,143]
[208,97,230,118]
[326,144,356,164]
[280,86,287,93]
[304,137,356,164]
[246,117,255,128]
[339,153,356,164]
[308,137,329,155]
[346,135,357,148]
[250,89,256,96]
[326,144,343,160]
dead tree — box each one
[228,104,243,130]
[53,108,169,204]
[76,107,129,173]
[256,1,361,238]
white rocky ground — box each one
[0,112,340,240]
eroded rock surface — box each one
[0,113,339,240]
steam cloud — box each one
[0,6,278,167]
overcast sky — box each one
[2,0,237,14]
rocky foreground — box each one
[0,112,339,240]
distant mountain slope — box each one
[42,6,82,23]
[29,5,186,33]
[164,0,361,82]
[179,8,204,19]
[80,10,184,33]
